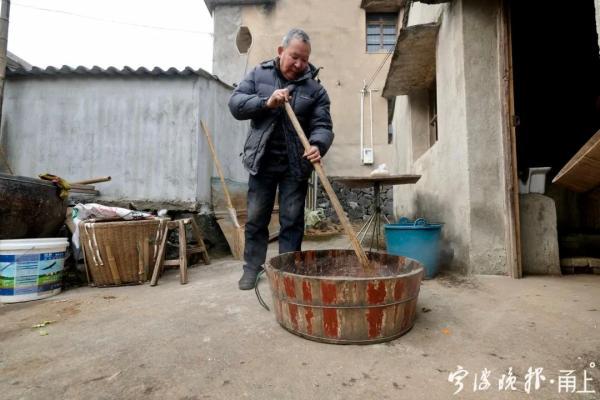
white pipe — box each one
[369,89,380,150]
[360,80,366,162]
[369,89,374,150]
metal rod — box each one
[369,208,378,252]
[357,214,375,241]
[372,182,383,251]
[313,170,318,210]
[350,213,375,249]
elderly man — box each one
[228,28,334,290]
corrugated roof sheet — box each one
[7,65,232,88]
[7,51,32,70]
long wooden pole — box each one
[200,120,245,260]
[501,1,522,279]
[71,176,111,185]
[200,120,239,226]
[284,102,371,269]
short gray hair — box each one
[282,28,310,48]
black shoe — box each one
[238,269,261,290]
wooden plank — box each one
[561,257,600,267]
[105,245,122,285]
[499,1,522,279]
[189,218,210,265]
[142,237,150,282]
[178,220,188,284]
[69,183,96,190]
[561,257,600,274]
[331,175,421,189]
[80,222,93,286]
[150,224,168,286]
[553,129,600,192]
[137,240,145,283]
[187,247,205,254]
[167,221,179,229]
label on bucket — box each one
[0,252,64,296]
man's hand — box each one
[303,145,321,163]
[266,89,291,109]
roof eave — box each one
[360,0,407,13]
[204,0,276,13]
[6,65,233,89]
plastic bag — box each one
[370,163,390,177]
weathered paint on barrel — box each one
[265,250,424,344]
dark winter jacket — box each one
[228,59,334,179]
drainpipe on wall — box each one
[369,88,379,162]
[360,80,366,162]
[0,0,11,175]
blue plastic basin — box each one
[384,218,443,279]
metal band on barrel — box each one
[277,294,419,309]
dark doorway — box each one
[510,0,600,264]
[511,0,600,177]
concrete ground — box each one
[1,235,599,400]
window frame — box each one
[366,12,398,53]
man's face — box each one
[278,38,311,81]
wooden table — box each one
[330,175,421,250]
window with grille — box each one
[366,13,398,53]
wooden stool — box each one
[150,218,210,285]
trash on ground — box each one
[32,320,56,328]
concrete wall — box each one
[461,0,509,274]
[212,6,247,86]
[2,74,248,211]
[393,1,471,271]
[212,0,397,177]
[408,2,444,25]
[596,0,600,49]
[390,97,414,217]
[392,0,510,274]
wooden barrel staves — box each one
[0,173,67,240]
[265,250,424,344]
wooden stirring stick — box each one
[284,101,371,270]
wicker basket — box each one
[80,218,167,286]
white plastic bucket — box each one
[0,238,68,303]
